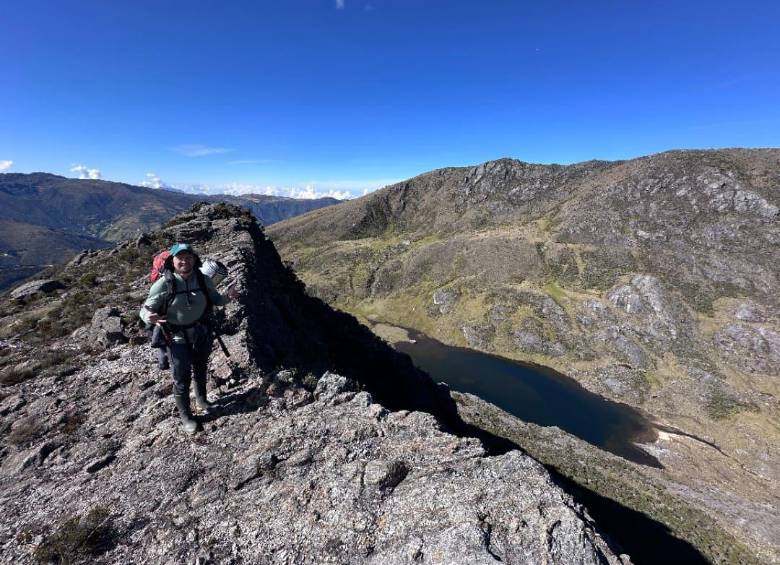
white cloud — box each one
[289,185,352,200]
[336,0,345,8]
[140,172,170,189]
[0,160,12,172]
[166,177,398,200]
[174,144,233,157]
[70,164,102,179]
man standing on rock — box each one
[139,243,239,434]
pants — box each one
[169,340,213,397]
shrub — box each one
[78,272,98,288]
[60,413,86,435]
[34,507,115,563]
[0,365,36,386]
[6,415,45,446]
[117,247,138,263]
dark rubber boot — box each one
[174,394,198,434]
[193,374,213,413]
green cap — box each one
[169,243,194,256]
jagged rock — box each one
[616,275,688,342]
[611,334,650,369]
[313,371,359,402]
[432,288,457,314]
[10,279,65,301]
[90,306,127,346]
[363,458,408,490]
[135,234,152,248]
[66,249,100,268]
[265,150,780,561]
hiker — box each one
[139,243,239,434]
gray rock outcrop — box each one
[89,306,126,347]
[10,279,65,301]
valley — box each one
[0,173,338,291]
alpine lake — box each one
[387,326,659,467]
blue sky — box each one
[1,1,779,198]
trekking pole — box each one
[215,332,231,358]
[212,328,240,386]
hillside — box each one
[268,149,780,562]
[0,204,632,563]
[0,173,339,291]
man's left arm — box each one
[205,275,229,306]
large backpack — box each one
[149,251,172,283]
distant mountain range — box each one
[0,172,340,290]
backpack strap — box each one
[160,269,212,320]
[161,269,177,317]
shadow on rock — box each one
[550,470,708,565]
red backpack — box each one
[149,251,171,283]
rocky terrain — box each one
[0,204,633,564]
[268,149,780,562]
[0,173,339,291]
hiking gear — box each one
[161,269,213,316]
[150,323,169,348]
[194,373,213,413]
[169,243,194,257]
[149,251,172,283]
[174,393,198,434]
[141,250,228,332]
[200,259,228,286]
[213,333,241,385]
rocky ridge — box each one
[267,149,780,562]
[0,204,626,563]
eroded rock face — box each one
[606,275,692,345]
[461,324,495,350]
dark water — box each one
[395,330,660,467]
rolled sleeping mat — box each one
[200,258,229,285]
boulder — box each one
[90,306,127,347]
[10,279,65,301]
